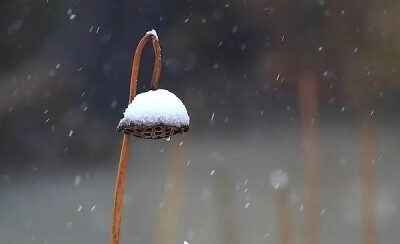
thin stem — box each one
[110,31,161,244]
[129,33,161,102]
[110,134,130,244]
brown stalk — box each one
[298,71,321,244]
[155,135,187,244]
[275,187,295,244]
[110,32,161,244]
[359,121,377,244]
[215,170,239,244]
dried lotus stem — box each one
[110,30,161,244]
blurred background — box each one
[1,0,400,243]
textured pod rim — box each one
[116,122,189,139]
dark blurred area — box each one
[1,0,400,243]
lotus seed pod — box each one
[117,89,189,139]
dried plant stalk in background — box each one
[216,170,240,244]
[359,121,377,244]
[298,71,321,244]
[275,187,295,244]
[155,136,187,244]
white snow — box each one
[269,169,289,190]
[119,89,189,127]
[210,112,215,120]
[74,175,81,186]
[146,29,159,40]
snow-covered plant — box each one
[110,29,189,244]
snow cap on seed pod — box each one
[117,89,189,139]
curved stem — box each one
[129,33,161,102]
[110,31,161,244]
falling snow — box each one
[269,169,289,190]
[74,175,81,186]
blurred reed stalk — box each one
[110,32,161,244]
[155,136,187,244]
[298,71,321,244]
[274,186,295,244]
[359,121,377,244]
[216,170,239,244]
